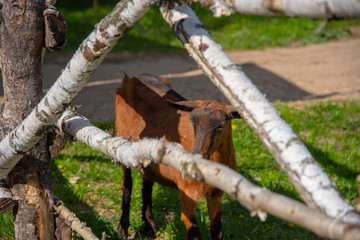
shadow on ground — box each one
[161,62,314,103]
[240,63,311,102]
[0,63,329,102]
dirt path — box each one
[17,37,360,122]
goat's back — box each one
[115,74,192,145]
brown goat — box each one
[115,73,240,240]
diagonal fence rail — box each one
[160,3,360,224]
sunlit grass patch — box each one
[57,2,360,52]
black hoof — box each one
[144,222,156,238]
[188,225,202,240]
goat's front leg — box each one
[180,191,202,240]
[142,178,156,237]
[117,166,132,238]
[207,191,224,240]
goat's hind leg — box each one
[117,166,132,238]
[142,178,156,237]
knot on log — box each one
[43,7,67,51]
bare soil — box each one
[13,35,360,122]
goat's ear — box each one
[226,106,241,119]
[167,100,197,112]
[123,73,130,80]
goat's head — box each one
[167,99,241,159]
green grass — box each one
[56,2,360,52]
[2,100,359,239]
[0,213,15,240]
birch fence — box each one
[195,0,360,18]
[1,0,360,239]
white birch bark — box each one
[160,4,360,224]
[54,199,99,240]
[196,0,360,19]
[56,109,360,240]
[0,0,159,178]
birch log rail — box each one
[0,0,159,179]
[56,109,360,240]
[160,4,360,224]
[54,198,100,240]
[196,0,360,18]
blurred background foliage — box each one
[56,0,360,52]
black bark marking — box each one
[43,96,50,108]
[250,193,256,201]
[181,161,205,182]
[8,132,25,155]
[231,179,242,198]
[101,31,108,38]
[214,167,221,176]
[93,39,108,55]
[173,18,189,43]
[81,43,96,62]
[198,43,208,52]
[156,144,166,162]
[299,157,320,177]
[35,106,50,124]
[285,137,302,148]
[195,23,209,33]
[34,125,51,138]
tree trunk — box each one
[0,0,55,239]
